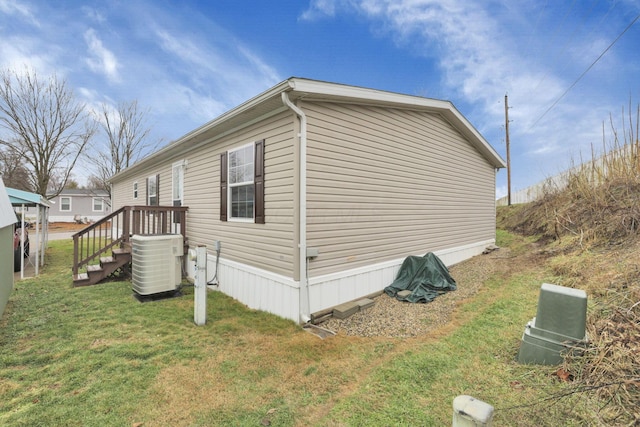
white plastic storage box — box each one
[132,234,183,295]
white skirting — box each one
[48,214,106,223]
[186,239,494,323]
[307,239,494,314]
[186,254,300,322]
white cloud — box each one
[147,80,229,124]
[236,45,281,87]
[149,22,280,108]
[300,0,635,190]
[0,35,57,76]
[300,0,341,20]
[84,28,120,83]
[0,0,39,27]
[81,6,106,23]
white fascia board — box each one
[111,77,505,183]
[440,108,507,169]
[289,78,449,110]
[110,79,294,183]
[289,78,506,169]
[178,79,294,144]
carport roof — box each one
[7,187,51,208]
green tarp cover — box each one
[384,252,457,303]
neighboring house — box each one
[110,78,506,323]
[0,179,18,317]
[48,189,111,223]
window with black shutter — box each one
[220,139,264,223]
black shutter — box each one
[220,152,227,222]
[254,139,265,224]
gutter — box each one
[281,91,311,324]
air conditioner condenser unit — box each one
[132,234,183,296]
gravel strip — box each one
[320,249,510,338]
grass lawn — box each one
[0,236,591,426]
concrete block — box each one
[397,290,412,299]
[333,302,359,319]
[356,298,375,310]
[452,395,494,426]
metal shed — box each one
[0,179,18,317]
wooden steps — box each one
[73,248,131,287]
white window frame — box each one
[228,143,255,222]
[172,161,185,206]
[172,161,186,225]
[133,182,138,200]
[147,175,158,206]
[60,196,72,212]
[92,197,104,212]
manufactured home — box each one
[107,78,506,323]
[48,189,110,223]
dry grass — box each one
[576,303,640,424]
[8,217,636,425]
[556,245,640,425]
[48,222,88,232]
[498,103,640,425]
[144,332,364,426]
[6,102,640,424]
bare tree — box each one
[89,100,157,195]
[0,67,95,197]
[0,146,31,191]
[86,174,105,190]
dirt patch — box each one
[146,332,369,426]
[48,222,89,232]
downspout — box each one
[281,92,311,324]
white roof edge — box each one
[0,179,18,228]
[110,79,295,182]
[288,78,505,168]
[442,107,506,168]
[112,77,505,181]
[177,79,294,144]
[289,78,448,108]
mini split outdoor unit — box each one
[131,234,183,296]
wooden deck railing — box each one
[72,205,188,277]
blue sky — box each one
[1,0,639,197]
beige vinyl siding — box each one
[304,101,496,277]
[111,111,297,278]
[112,167,160,208]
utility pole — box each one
[505,94,511,206]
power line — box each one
[529,12,640,130]
[529,0,602,97]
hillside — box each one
[497,185,640,424]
